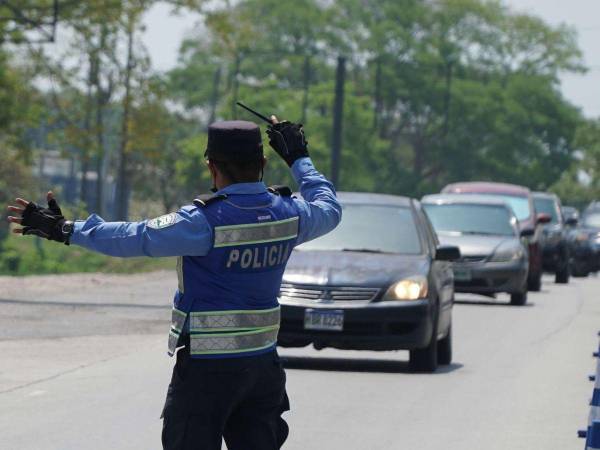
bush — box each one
[0,233,175,276]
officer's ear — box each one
[261,156,267,170]
[206,160,217,176]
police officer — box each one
[7,117,341,450]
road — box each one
[0,271,598,450]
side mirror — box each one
[520,228,535,238]
[565,217,578,226]
[536,213,552,225]
[435,245,461,261]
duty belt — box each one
[168,306,280,356]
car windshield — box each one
[583,212,600,229]
[423,203,517,237]
[534,197,559,224]
[298,204,422,254]
[482,194,531,221]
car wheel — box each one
[437,324,452,366]
[572,260,589,278]
[510,288,528,306]
[555,266,570,284]
[409,310,439,373]
[527,272,542,292]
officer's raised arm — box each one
[266,116,342,245]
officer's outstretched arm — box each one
[71,207,213,258]
[8,193,213,258]
[266,117,341,245]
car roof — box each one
[532,191,557,200]
[443,181,531,196]
[422,193,513,208]
[337,191,413,207]
[585,201,600,213]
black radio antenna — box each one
[236,102,274,125]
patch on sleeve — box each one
[147,213,178,230]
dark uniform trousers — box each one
[161,347,290,450]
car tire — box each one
[555,266,570,284]
[437,324,452,366]
[572,262,590,278]
[510,289,528,306]
[527,272,542,292]
[410,311,439,373]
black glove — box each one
[266,121,310,167]
[21,198,72,244]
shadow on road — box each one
[281,355,463,374]
[454,298,536,308]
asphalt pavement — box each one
[0,271,598,450]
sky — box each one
[141,0,600,118]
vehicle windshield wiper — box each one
[341,248,388,254]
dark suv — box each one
[532,192,571,284]
[563,206,593,277]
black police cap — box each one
[205,120,263,163]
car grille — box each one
[458,255,487,263]
[279,283,380,302]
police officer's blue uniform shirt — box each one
[70,157,341,358]
[71,158,339,256]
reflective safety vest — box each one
[168,187,299,358]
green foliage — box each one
[0,233,174,276]
[168,0,585,198]
[550,119,600,206]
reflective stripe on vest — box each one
[213,217,299,248]
[168,306,280,356]
[171,308,187,333]
[190,326,279,355]
[190,307,280,332]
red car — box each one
[442,182,550,291]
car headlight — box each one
[383,276,428,301]
[489,243,524,262]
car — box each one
[563,206,592,277]
[563,206,579,224]
[532,192,571,284]
[442,182,550,291]
[577,204,600,273]
[278,192,460,373]
[422,194,530,305]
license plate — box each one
[304,309,344,331]
[453,267,472,281]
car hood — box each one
[283,250,429,287]
[436,234,516,257]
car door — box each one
[413,201,454,336]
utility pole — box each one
[331,56,346,188]
[208,66,222,127]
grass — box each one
[0,233,175,276]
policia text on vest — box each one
[8,118,341,450]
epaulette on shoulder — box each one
[193,193,228,208]
[268,185,293,197]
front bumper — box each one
[278,299,433,351]
[541,242,566,272]
[453,259,528,295]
